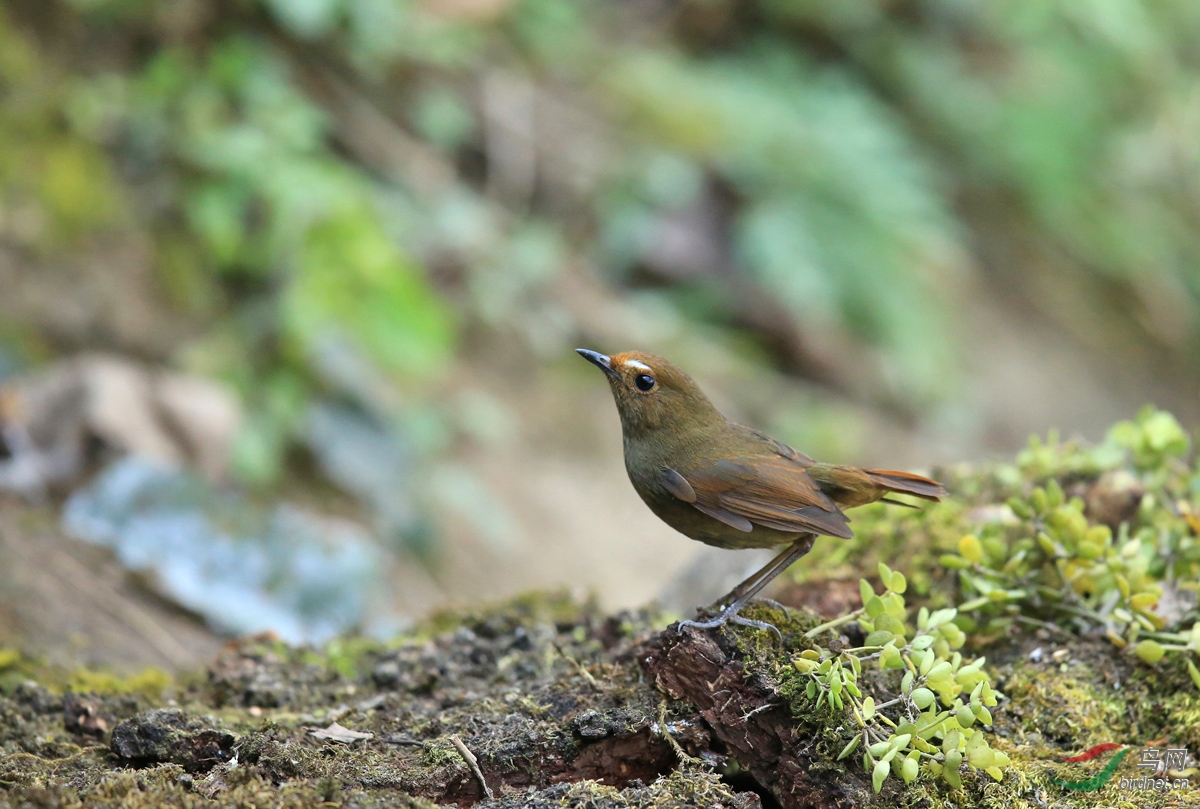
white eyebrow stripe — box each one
[624,360,652,372]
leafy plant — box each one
[791,563,1009,792]
[942,407,1200,678]
[785,407,1199,794]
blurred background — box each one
[2,0,1199,671]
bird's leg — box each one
[678,534,816,639]
[720,539,810,604]
[720,534,816,605]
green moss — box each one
[1004,663,1128,744]
[0,647,171,699]
[313,636,388,680]
[68,667,172,699]
[3,760,445,808]
[417,738,460,769]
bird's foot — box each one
[728,614,784,642]
[756,597,791,614]
[678,602,783,642]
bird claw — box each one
[678,602,784,642]
[677,612,728,631]
[757,598,791,614]
[729,614,784,642]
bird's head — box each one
[576,349,723,438]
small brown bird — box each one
[577,348,946,634]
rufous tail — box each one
[865,470,946,502]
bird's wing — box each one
[668,456,853,538]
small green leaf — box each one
[881,645,905,670]
[958,535,983,564]
[1085,524,1111,546]
[967,742,994,768]
[928,608,957,627]
[865,596,885,618]
[872,759,890,793]
[865,630,894,648]
[940,623,966,649]
[911,688,935,709]
[1187,660,1200,691]
[1130,592,1159,611]
[943,749,962,789]
[926,661,953,683]
[882,592,908,621]
[837,734,862,761]
[1007,497,1032,519]
[1036,532,1059,556]
[917,711,950,739]
[1030,488,1048,513]
[955,703,976,728]
[1135,639,1165,665]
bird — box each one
[576,348,946,636]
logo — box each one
[1048,743,1193,793]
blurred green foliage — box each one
[3,0,1200,499]
[131,35,457,389]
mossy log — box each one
[0,595,1194,808]
[2,413,1200,808]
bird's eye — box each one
[634,374,656,392]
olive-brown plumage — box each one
[578,348,946,633]
[579,348,943,549]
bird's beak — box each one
[576,348,619,379]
